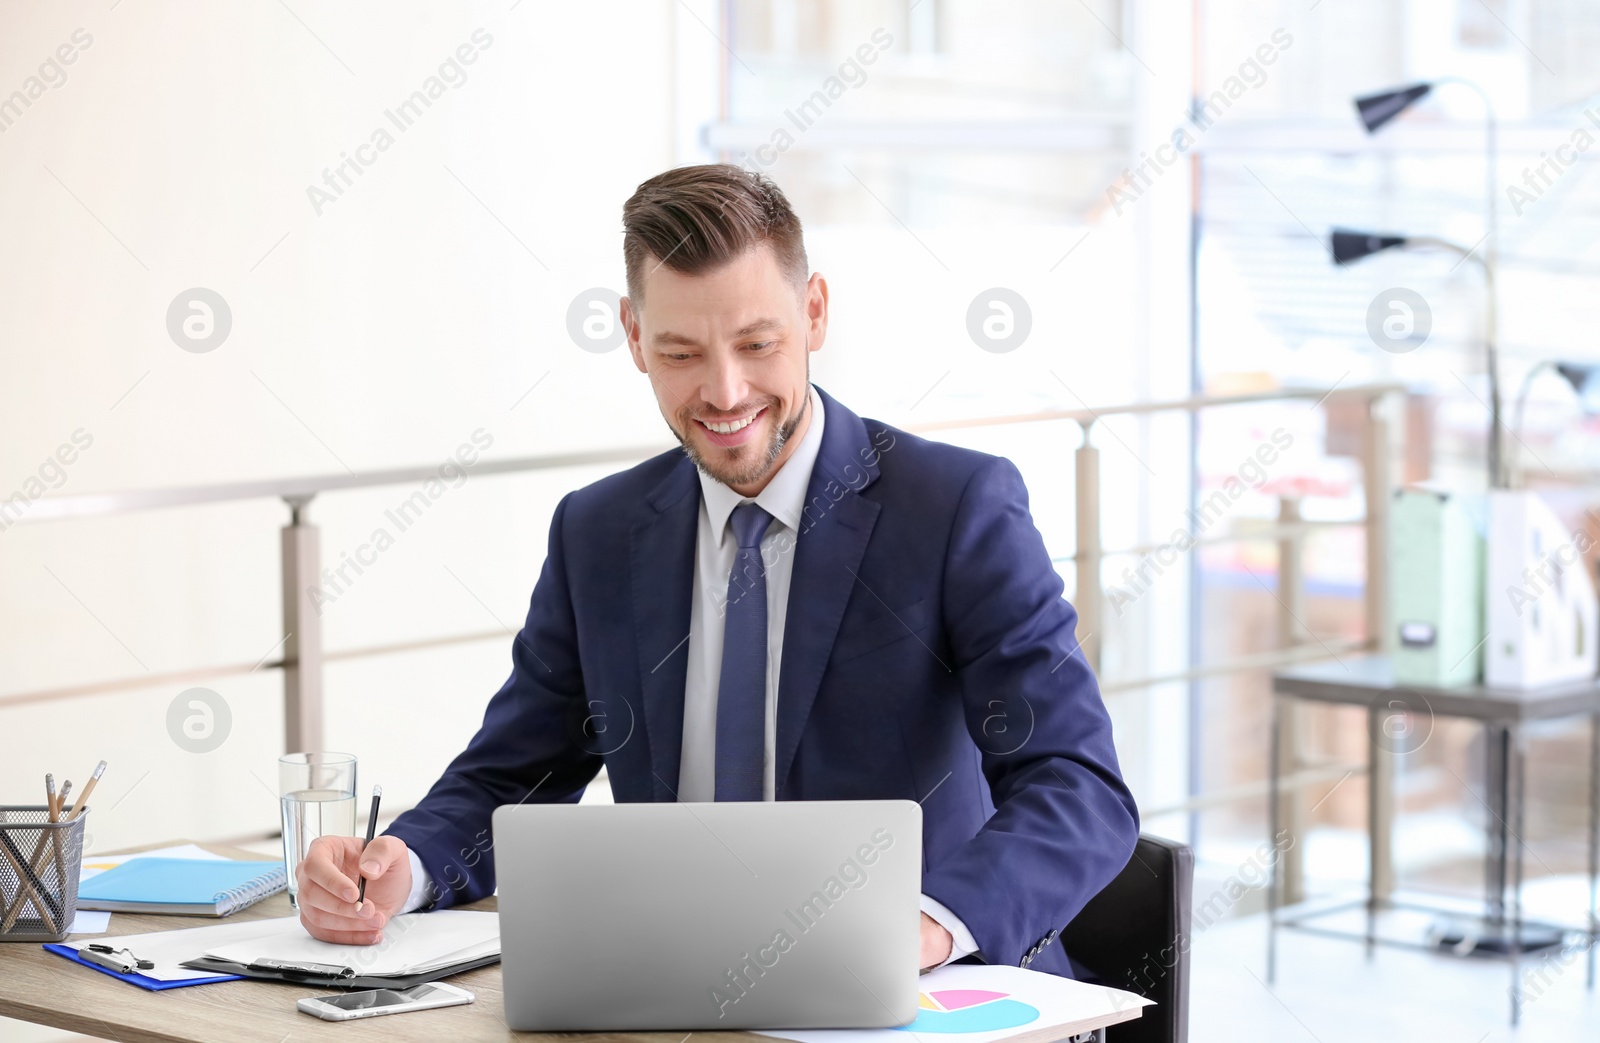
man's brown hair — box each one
[622,164,808,305]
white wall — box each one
[0,0,1191,863]
[0,0,685,851]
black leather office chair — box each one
[1059,834,1193,1043]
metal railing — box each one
[5,383,1402,864]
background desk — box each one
[1266,655,1600,1024]
[0,840,758,1043]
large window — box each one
[712,0,1600,913]
[1195,0,1600,904]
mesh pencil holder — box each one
[0,806,87,943]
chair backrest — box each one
[1059,834,1193,1043]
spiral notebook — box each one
[76,857,286,916]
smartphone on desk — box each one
[297,982,474,1021]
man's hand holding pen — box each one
[296,835,412,945]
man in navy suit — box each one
[298,164,1138,976]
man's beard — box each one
[674,391,809,489]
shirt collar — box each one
[699,385,825,549]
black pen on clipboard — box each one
[356,785,382,910]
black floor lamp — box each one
[1330,227,1501,486]
[1340,79,1505,488]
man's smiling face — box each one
[622,242,828,496]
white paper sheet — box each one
[61,916,297,982]
[756,965,1151,1043]
[65,909,111,934]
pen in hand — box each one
[356,785,382,911]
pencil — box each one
[28,761,107,886]
[24,776,56,885]
[14,774,63,933]
[356,785,382,910]
[46,781,70,926]
[67,761,106,821]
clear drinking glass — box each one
[278,752,358,908]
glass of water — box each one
[278,752,358,908]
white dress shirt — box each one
[676,385,826,802]
[403,386,978,964]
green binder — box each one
[1390,488,1485,688]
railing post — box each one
[1362,395,1396,901]
[281,496,323,754]
[1363,395,1393,655]
[1074,421,1102,674]
[1276,496,1307,905]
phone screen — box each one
[321,984,443,1011]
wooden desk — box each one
[1,841,1132,1043]
[0,841,749,1043]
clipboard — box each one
[48,909,500,991]
[43,911,297,991]
[176,950,501,989]
[179,909,500,988]
[43,943,241,991]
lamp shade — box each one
[1331,228,1408,265]
[1355,83,1433,133]
[1555,363,1600,414]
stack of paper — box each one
[199,910,499,978]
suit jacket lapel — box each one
[631,453,700,801]
[774,388,882,797]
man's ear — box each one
[804,272,829,355]
[621,295,648,374]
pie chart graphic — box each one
[893,988,1041,1034]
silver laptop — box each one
[492,800,922,1031]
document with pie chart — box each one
[756,964,1151,1043]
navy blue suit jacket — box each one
[387,386,1138,976]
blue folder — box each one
[75,857,285,915]
[43,943,241,990]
